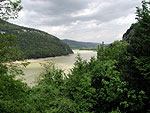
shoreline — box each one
[19,49,96,62]
[16,50,97,87]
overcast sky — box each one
[9,0,141,44]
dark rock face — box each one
[122,24,136,41]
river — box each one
[19,50,97,86]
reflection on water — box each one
[20,50,97,86]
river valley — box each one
[19,50,97,86]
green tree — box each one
[94,41,147,112]
[0,1,32,112]
[66,55,96,113]
[119,0,150,111]
[0,0,22,20]
[122,0,150,94]
[0,0,26,76]
[26,62,73,113]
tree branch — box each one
[0,0,6,2]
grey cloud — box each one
[9,0,141,43]
[18,0,90,26]
[22,0,89,16]
[21,0,140,26]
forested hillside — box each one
[0,21,73,59]
[62,39,100,49]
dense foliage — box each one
[1,0,150,112]
[121,0,150,111]
[0,21,73,59]
[0,0,22,20]
[0,32,30,112]
[10,41,148,113]
[122,0,150,94]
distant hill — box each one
[62,39,100,49]
[0,21,73,59]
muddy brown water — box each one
[17,50,97,87]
